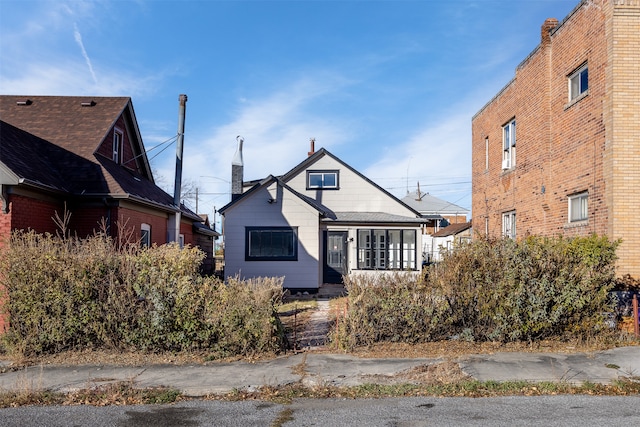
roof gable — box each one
[280,148,423,217]
[0,96,153,180]
[0,95,200,218]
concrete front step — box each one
[318,283,347,298]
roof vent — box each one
[16,99,32,106]
[81,100,96,107]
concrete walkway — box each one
[2,347,639,397]
[295,299,332,350]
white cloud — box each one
[73,23,98,85]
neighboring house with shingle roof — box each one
[0,95,217,268]
[219,146,437,291]
[426,221,472,262]
[401,189,469,231]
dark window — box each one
[246,227,298,261]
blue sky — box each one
[0,0,579,224]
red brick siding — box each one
[113,207,169,245]
[472,2,639,277]
[95,115,140,173]
[1,194,63,237]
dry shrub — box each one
[333,235,619,349]
[0,230,285,357]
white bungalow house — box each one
[218,144,435,292]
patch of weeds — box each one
[605,363,621,369]
[60,382,182,406]
[0,390,66,408]
[270,407,294,427]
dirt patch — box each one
[362,361,471,386]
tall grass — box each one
[332,235,620,349]
[0,230,285,357]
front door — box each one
[323,231,348,284]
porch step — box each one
[318,283,347,298]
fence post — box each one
[633,294,639,339]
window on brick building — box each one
[113,129,123,164]
[502,119,516,170]
[485,137,489,171]
[141,223,151,247]
[568,192,588,222]
[502,211,516,239]
[569,63,588,101]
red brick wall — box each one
[95,115,140,173]
[472,2,640,277]
[112,206,169,245]
[1,194,64,237]
[472,4,607,239]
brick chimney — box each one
[308,138,315,157]
[541,18,558,45]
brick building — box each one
[0,96,218,267]
[471,0,640,277]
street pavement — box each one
[1,346,639,397]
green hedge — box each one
[0,231,285,357]
[333,235,619,349]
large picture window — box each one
[246,227,298,261]
[357,229,417,270]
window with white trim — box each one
[568,192,588,222]
[569,63,588,101]
[140,223,151,247]
[113,129,123,164]
[307,170,339,189]
[357,229,417,270]
[502,119,516,170]
[246,227,298,261]
[502,211,516,239]
[485,137,489,171]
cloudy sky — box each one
[0,0,578,223]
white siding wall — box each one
[223,182,321,289]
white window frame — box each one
[485,137,489,171]
[568,192,588,222]
[178,234,185,249]
[569,63,588,101]
[502,211,516,239]
[307,170,339,189]
[113,128,123,164]
[502,119,516,170]
[140,223,151,247]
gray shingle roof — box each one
[401,190,469,215]
[322,212,427,224]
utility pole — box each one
[169,94,187,244]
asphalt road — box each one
[1,395,639,427]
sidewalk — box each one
[1,347,639,397]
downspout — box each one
[169,94,187,243]
[1,184,8,214]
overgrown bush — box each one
[333,235,619,349]
[0,230,285,357]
